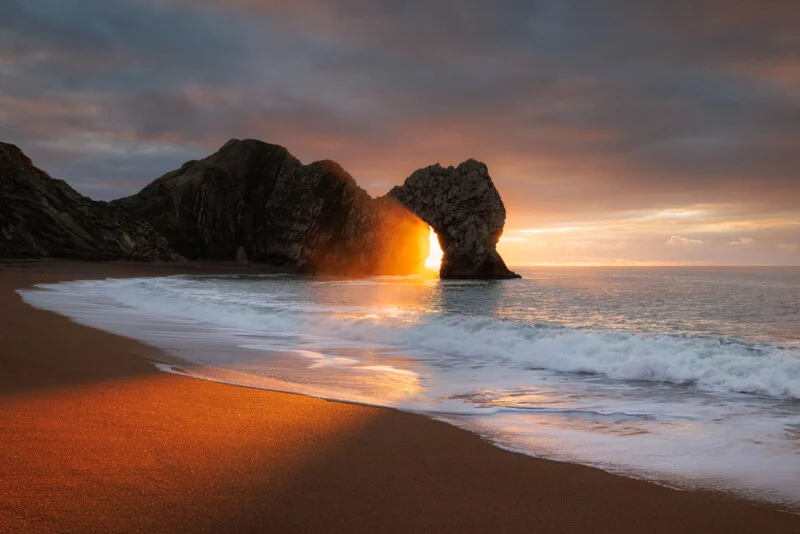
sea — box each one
[19,267,800,506]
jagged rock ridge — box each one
[0,142,174,261]
[389,160,519,279]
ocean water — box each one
[19,267,800,506]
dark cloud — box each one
[0,0,256,88]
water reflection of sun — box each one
[424,227,443,272]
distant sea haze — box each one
[20,267,800,507]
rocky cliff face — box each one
[0,142,174,261]
[389,160,519,279]
[114,139,429,275]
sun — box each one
[424,227,443,271]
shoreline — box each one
[2,260,799,532]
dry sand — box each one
[1,259,798,533]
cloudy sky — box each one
[2,0,798,265]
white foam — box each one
[29,276,800,399]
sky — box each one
[1,0,798,265]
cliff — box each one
[0,142,174,261]
[114,139,428,275]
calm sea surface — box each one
[20,267,800,505]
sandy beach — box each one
[1,260,798,533]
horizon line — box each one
[509,264,800,268]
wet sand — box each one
[1,259,798,533]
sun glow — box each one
[424,227,443,271]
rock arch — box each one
[388,160,519,279]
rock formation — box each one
[389,160,519,279]
[114,139,429,275]
[0,142,175,261]
[2,138,517,279]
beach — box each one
[1,260,798,533]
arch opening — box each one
[424,226,443,273]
